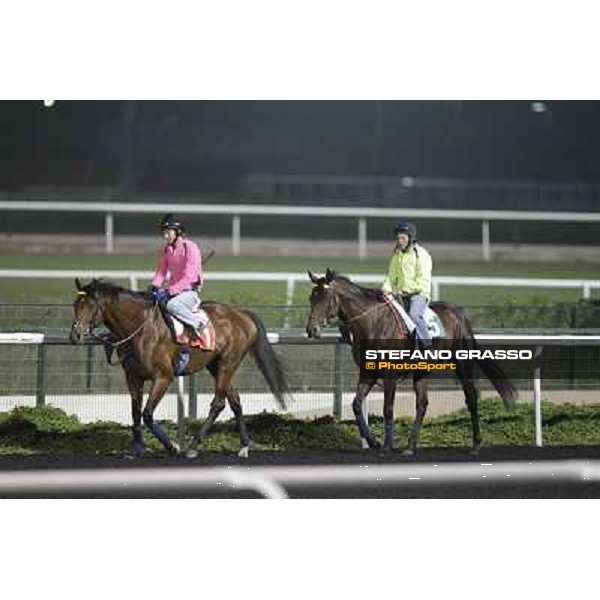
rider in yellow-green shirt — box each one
[382,220,433,349]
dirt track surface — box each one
[1,446,600,498]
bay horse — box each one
[70,278,290,458]
[306,269,517,455]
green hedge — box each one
[2,398,600,455]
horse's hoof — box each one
[169,442,181,457]
[125,443,146,459]
[361,439,380,450]
[185,448,199,459]
[401,448,415,458]
[124,452,144,460]
[238,446,250,459]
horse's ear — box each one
[308,270,319,284]
[90,278,100,298]
[325,268,335,283]
[75,278,82,291]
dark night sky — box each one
[1,100,599,196]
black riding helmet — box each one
[394,220,417,242]
[159,213,185,235]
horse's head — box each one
[306,268,339,338]
[70,278,105,344]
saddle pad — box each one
[384,296,446,339]
[170,309,216,351]
[424,308,446,339]
[383,294,415,335]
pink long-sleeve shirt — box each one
[151,238,203,295]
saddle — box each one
[161,305,216,351]
[383,294,446,339]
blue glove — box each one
[148,286,169,303]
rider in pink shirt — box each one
[152,233,203,295]
[149,214,206,339]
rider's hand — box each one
[156,289,169,302]
[147,286,168,303]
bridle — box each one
[73,291,102,337]
[75,290,158,348]
[310,282,385,329]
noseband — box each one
[310,283,339,327]
[73,291,102,336]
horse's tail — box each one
[455,305,518,412]
[245,310,291,410]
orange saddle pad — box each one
[171,317,216,351]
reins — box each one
[109,302,159,347]
[334,301,387,325]
[315,281,405,336]
[91,301,159,365]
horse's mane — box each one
[333,274,384,303]
[85,279,146,301]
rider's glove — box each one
[147,286,169,303]
[156,289,170,302]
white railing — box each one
[1,269,600,303]
[0,460,597,498]
[3,331,600,448]
[1,200,599,259]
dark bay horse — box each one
[306,269,517,455]
[70,278,290,458]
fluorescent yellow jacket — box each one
[381,243,432,298]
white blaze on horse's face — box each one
[70,292,100,343]
[307,282,337,338]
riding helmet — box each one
[394,220,417,241]
[159,213,185,234]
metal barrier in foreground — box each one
[0,460,599,498]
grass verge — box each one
[1,399,600,455]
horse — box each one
[69,278,290,458]
[306,269,517,455]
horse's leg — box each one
[226,387,252,458]
[456,361,482,455]
[185,359,233,458]
[142,375,180,455]
[185,393,227,458]
[403,374,429,457]
[352,379,379,449]
[383,378,398,452]
[124,368,145,457]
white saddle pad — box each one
[386,296,446,339]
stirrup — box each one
[174,346,190,375]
